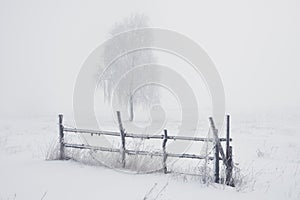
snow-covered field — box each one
[0,109,299,200]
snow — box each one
[0,110,299,199]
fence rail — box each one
[63,127,231,142]
[58,111,234,186]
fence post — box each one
[226,146,234,186]
[226,115,230,160]
[225,115,232,185]
[116,111,126,168]
[214,129,220,183]
[58,114,65,160]
[162,129,168,174]
[209,117,228,167]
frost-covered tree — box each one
[101,14,159,121]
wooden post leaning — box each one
[116,111,126,168]
[162,129,168,174]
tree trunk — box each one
[129,95,134,121]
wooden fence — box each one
[58,111,234,186]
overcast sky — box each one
[0,0,299,117]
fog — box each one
[0,0,299,117]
